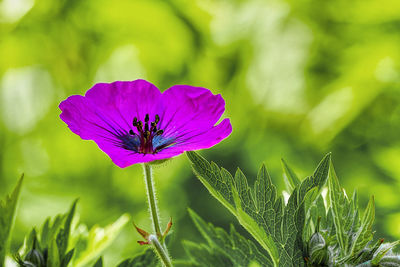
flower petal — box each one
[160,118,232,153]
[86,80,162,125]
[59,95,126,141]
[158,85,226,138]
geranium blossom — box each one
[59,80,232,167]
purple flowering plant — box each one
[59,79,232,266]
[3,80,400,267]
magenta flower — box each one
[59,80,232,168]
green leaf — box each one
[61,249,74,267]
[42,214,64,249]
[379,255,400,266]
[72,213,130,267]
[328,161,354,257]
[116,248,158,267]
[183,241,233,267]
[371,241,400,265]
[187,151,331,267]
[47,239,60,267]
[0,174,23,266]
[281,159,301,193]
[186,151,236,215]
[348,196,375,259]
[92,257,103,267]
[231,166,279,264]
[56,199,78,262]
[188,209,272,266]
[16,200,128,267]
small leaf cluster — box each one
[186,151,400,267]
[0,176,158,267]
[13,200,129,267]
[14,200,77,267]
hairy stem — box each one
[143,163,172,266]
[149,235,172,267]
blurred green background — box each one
[1,0,400,265]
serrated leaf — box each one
[187,151,279,264]
[188,209,272,266]
[231,166,279,263]
[72,214,130,267]
[187,151,236,215]
[183,241,233,267]
[328,161,354,257]
[280,187,305,266]
[281,159,301,193]
[116,248,158,267]
[348,196,375,259]
[0,174,23,266]
[187,151,330,267]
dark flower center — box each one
[121,114,174,154]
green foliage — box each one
[115,249,158,267]
[185,209,272,266]
[281,159,301,193]
[187,151,400,267]
[0,175,23,267]
[91,249,158,267]
[2,0,400,263]
[14,200,129,267]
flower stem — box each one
[142,163,172,266]
[143,163,162,236]
[149,235,172,267]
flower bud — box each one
[24,248,45,267]
[308,232,328,265]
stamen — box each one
[127,114,168,154]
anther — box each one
[129,129,134,135]
[133,117,138,126]
[144,131,150,138]
[156,130,164,136]
[136,121,143,132]
[155,114,160,124]
[145,114,149,122]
